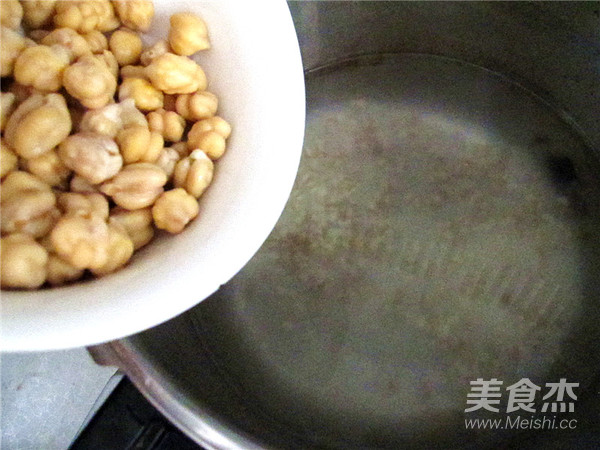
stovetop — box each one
[1,348,202,450]
[70,376,200,450]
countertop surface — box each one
[1,347,120,450]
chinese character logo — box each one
[465,378,579,413]
[541,379,579,413]
[506,378,541,413]
[465,378,503,412]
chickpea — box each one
[14,44,71,92]
[1,26,26,77]
[186,118,229,160]
[109,29,143,66]
[83,30,108,54]
[18,207,61,239]
[54,0,120,34]
[100,163,167,210]
[1,234,48,289]
[196,116,229,134]
[116,125,163,164]
[70,175,100,194]
[22,149,71,188]
[1,140,18,178]
[169,12,210,56]
[189,116,232,139]
[118,77,163,112]
[173,149,214,198]
[120,64,148,80]
[0,92,16,132]
[175,91,218,121]
[4,93,72,159]
[193,131,226,160]
[154,146,180,180]
[1,170,54,198]
[139,39,169,66]
[57,192,109,220]
[170,141,189,157]
[146,53,207,95]
[91,222,134,276]
[63,53,117,109]
[108,206,154,250]
[147,109,185,142]
[0,0,22,30]
[21,0,57,29]
[112,0,154,32]
[58,132,123,184]
[152,188,199,234]
[50,213,110,270]
[1,171,58,238]
[79,98,148,138]
[41,28,92,62]
[46,254,84,286]
[95,49,119,79]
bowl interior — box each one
[1,0,305,352]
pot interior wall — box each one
[289,1,600,150]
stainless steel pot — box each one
[91,2,600,448]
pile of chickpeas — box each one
[0,0,232,289]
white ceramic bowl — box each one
[1,0,305,351]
